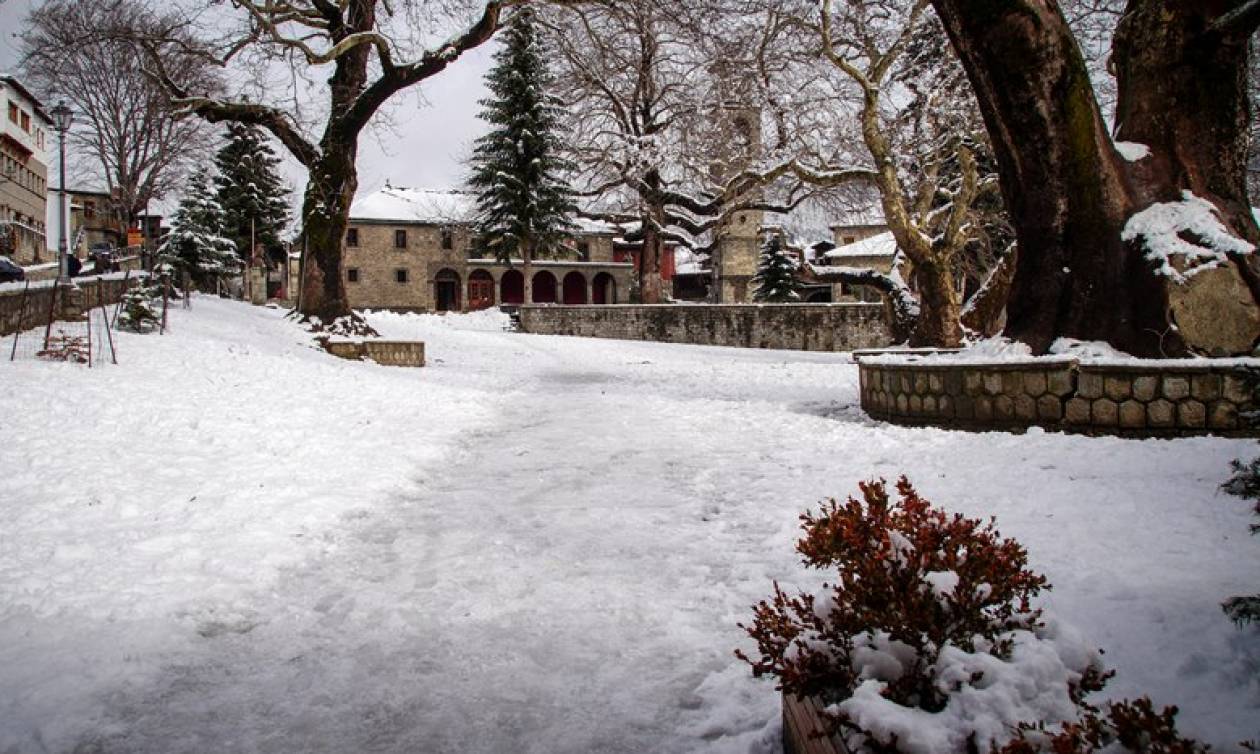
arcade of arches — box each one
[448,265,622,310]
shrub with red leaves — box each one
[737,477,1057,710]
[998,698,1210,754]
[737,478,1212,754]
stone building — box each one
[66,188,128,255]
[0,75,51,265]
[820,229,898,302]
[339,186,634,312]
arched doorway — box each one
[500,269,524,304]
[562,271,587,304]
[532,271,557,303]
[805,288,832,303]
[468,269,495,310]
[593,272,616,305]
[434,268,461,312]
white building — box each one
[0,74,52,264]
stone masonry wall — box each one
[321,338,426,367]
[519,303,893,352]
[858,357,1259,437]
[0,275,138,336]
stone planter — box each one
[320,338,425,367]
[783,694,845,754]
[857,353,1259,437]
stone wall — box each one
[321,338,426,367]
[0,275,139,336]
[858,356,1259,436]
[519,303,893,352]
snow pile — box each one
[367,306,511,334]
[837,620,1100,754]
[1122,191,1255,282]
[1048,338,1133,361]
[1,302,1257,752]
[1114,141,1150,162]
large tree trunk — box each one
[1111,0,1260,353]
[640,228,664,304]
[640,181,670,303]
[909,260,962,347]
[930,0,1260,356]
[299,147,357,325]
[929,0,1165,355]
[523,237,535,304]
[639,197,666,304]
[960,245,1018,337]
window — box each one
[347,268,360,283]
[843,236,856,244]
[346,227,359,247]
[395,268,409,284]
[440,228,453,250]
[20,112,30,133]
[394,229,407,248]
[7,102,17,124]
[577,241,591,261]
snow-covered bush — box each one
[998,697,1210,754]
[1222,453,1260,627]
[751,235,801,302]
[737,477,1110,753]
[116,281,162,333]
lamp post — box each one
[49,100,72,286]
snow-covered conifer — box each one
[467,6,578,269]
[751,234,801,302]
[158,167,239,288]
[116,279,161,332]
[214,123,290,262]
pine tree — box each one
[158,166,239,288]
[116,279,161,332]
[214,123,290,263]
[752,234,801,302]
[467,6,578,301]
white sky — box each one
[0,0,496,219]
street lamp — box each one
[49,100,72,285]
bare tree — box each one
[132,0,543,329]
[20,0,216,230]
[799,0,1003,346]
[933,0,1260,357]
[544,0,872,303]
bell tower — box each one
[707,67,763,303]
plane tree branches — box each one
[20,0,217,228]
[124,0,543,327]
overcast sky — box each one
[0,0,496,216]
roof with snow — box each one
[823,230,898,260]
[829,207,887,229]
[348,186,620,235]
[350,187,475,225]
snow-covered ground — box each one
[1,297,1257,753]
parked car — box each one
[89,243,117,273]
[0,255,24,283]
